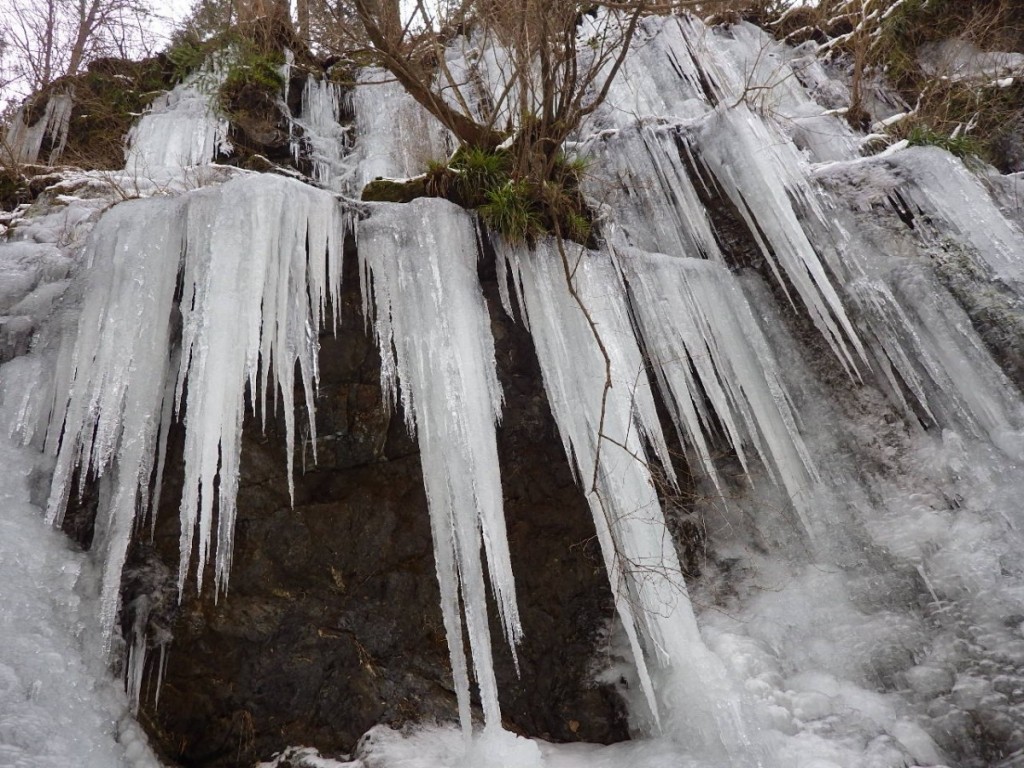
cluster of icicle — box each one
[24,14,829,761]
[124,72,231,173]
[42,175,350,664]
[586,12,1024,450]
[28,8,1024,766]
[2,93,73,166]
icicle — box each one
[44,197,187,654]
[357,198,520,733]
[351,69,452,189]
[597,15,715,127]
[294,75,354,192]
[125,595,150,714]
[498,239,754,760]
[683,104,865,374]
[619,248,821,539]
[889,147,1024,286]
[585,15,865,375]
[2,92,73,166]
[124,75,231,173]
[582,123,721,260]
[173,175,346,595]
[43,175,350,654]
[849,266,1024,455]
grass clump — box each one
[362,146,593,245]
[479,180,545,244]
[905,125,983,158]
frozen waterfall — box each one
[5,9,1024,768]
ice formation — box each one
[5,8,1024,768]
[0,434,161,768]
[357,199,520,733]
[41,175,350,665]
[350,69,453,189]
[294,75,353,192]
[619,250,820,537]
[496,240,753,760]
[2,92,73,166]
[124,76,231,173]
[588,15,866,375]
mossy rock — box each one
[361,177,428,203]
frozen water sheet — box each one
[294,75,353,192]
[124,76,230,172]
[357,198,521,738]
[0,433,161,768]
[351,69,452,189]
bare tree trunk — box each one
[296,0,309,41]
[67,0,102,76]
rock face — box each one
[125,245,630,767]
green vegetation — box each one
[221,45,286,97]
[165,36,211,85]
[479,180,545,244]
[906,125,984,158]
[361,147,593,245]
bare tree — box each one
[317,0,704,181]
[0,0,159,100]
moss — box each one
[361,177,429,203]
